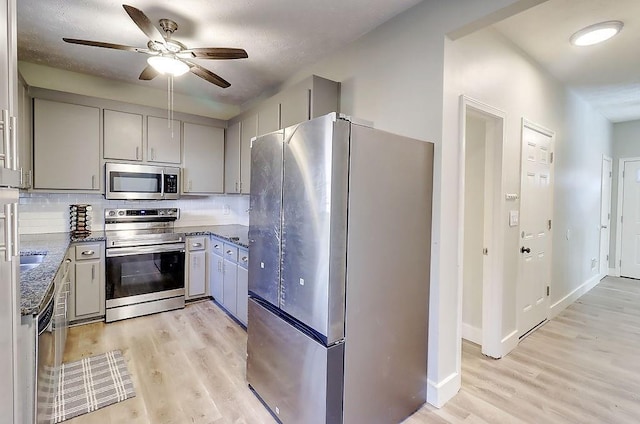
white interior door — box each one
[518,123,553,338]
[621,160,640,279]
[600,157,612,278]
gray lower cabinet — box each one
[186,236,208,299]
[236,249,249,326]
[69,242,105,322]
[33,98,101,190]
[209,236,248,326]
[210,239,224,301]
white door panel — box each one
[518,124,553,338]
[600,158,612,277]
[621,160,640,278]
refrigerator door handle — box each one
[4,203,12,261]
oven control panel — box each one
[105,208,180,221]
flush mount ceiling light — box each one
[570,21,623,47]
[147,55,190,76]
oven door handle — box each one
[106,243,185,257]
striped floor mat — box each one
[53,350,136,423]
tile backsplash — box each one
[19,193,250,234]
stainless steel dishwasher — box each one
[36,287,55,424]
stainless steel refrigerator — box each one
[247,113,433,424]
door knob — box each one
[521,246,531,254]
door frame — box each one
[614,156,640,277]
[517,118,555,339]
[600,155,612,279]
[458,95,506,359]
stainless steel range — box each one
[104,208,185,322]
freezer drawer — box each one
[247,298,344,424]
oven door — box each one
[106,243,185,308]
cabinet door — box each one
[187,250,207,299]
[74,260,101,317]
[257,100,279,136]
[280,87,310,129]
[33,99,100,190]
[183,122,224,193]
[222,258,237,315]
[147,116,181,164]
[210,253,224,302]
[240,114,257,194]
[236,264,248,326]
[224,121,241,193]
[104,109,143,161]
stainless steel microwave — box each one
[105,163,180,200]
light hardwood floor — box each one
[64,276,640,423]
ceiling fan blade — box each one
[63,38,146,52]
[122,4,166,43]
[186,62,231,88]
[139,65,160,80]
[185,48,248,60]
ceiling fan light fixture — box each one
[570,21,623,47]
[147,55,189,76]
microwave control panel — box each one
[164,174,178,194]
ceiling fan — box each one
[62,4,248,88]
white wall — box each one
[19,193,249,234]
[610,120,640,267]
[462,114,485,342]
[18,61,240,120]
[275,0,547,407]
[444,25,612,360]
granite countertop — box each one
[20,232,107,316]
[177,224,249,248]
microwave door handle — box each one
[160,170,165,198]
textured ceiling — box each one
[17,0,422,107]
[493,0,640,123]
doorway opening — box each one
[459,96,505,358]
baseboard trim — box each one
[609,267,619,277]
[500,329,519,356]
[461,323,482,345]
[550,274,601,319]
[427,371,461,408]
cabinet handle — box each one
[91,175,96,189]
[192,242,202,248]
[10,116,17,170]
[226,250,233,255]
[136,146,139,160]
[235,181,238,192]
[151,148,155,160]
[241,256,248,263]
[81,250,95,256]
[1,110,9,167]
[214,244,220,250]
[240,181,243,192]
[189,180,193,191]
[92,264,95,280]
[65,258,72,263]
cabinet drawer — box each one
[224,244,238,262]
[211,238,224,256]
[238,249,249,269]
[74,243,102,260]
[187,236,207,251]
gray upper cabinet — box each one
[183,122,224,194]
[240,115,256,194]
[33,99,100,190]
[225,115,255,194]
[147,116,181,164]
[104,109,143,161]
[224,121,241,194]
[257,99,280,136]
[280,75,340,129]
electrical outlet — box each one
[591,258,597,270]
[223,204,231,215]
